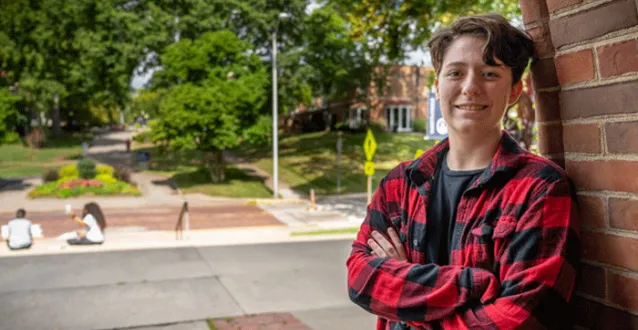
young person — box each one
[67,202,106,245]
[347,13,580,329]
[6,209,33,250]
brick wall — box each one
[520,0,638,328]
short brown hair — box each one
[427,13,534,85]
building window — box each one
[348,107,367,129]
[385,105,412,132]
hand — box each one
[367,228,408,262]
[68,210,76,218]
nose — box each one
[461,72,482,96]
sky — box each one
[130,1,431,89]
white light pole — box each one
[272,12,290,199]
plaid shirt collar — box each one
[406,130,526,194]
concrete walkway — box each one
[0,239,376,330]
[222,150,306,200]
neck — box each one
[446,129,502,171]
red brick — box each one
[575,263,607,298]
[531,57,559,90]
[547,156,565,169]
[563,123,600,153]
[555,49,595,85]
[609,197,638,231]
[573,295,638,329]
[534,90,561,122]
[561,80,638,119]
[550,0,638,48]
[527,24,555,57]
[519,0,550,24]
[605,121,638,154]
[537,122,564,155]
[608,272,638,310]
[547,0,583,13]
[578,195,606,228]
[597,39,638,78]
[566,160,638,193]
[581,231,638,271]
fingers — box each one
[387,228,408,261]
[368,238,386,258]
[370,231,399,259]
[368,229,408,261]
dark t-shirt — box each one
[425,152,485,265]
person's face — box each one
[82,208,88,216]
[434,35,523,138]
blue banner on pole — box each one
[425,92,448,141]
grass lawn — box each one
[134,146,272,198]
[0,132,91,178]
[233,130,436,195]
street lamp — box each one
[272,12,290,199]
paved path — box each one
[0,204,285,239]
[0,240,376,330]
[223,150,306,200]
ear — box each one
[508,80,524,106]
[434,78,440,100]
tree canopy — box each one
[148,30,268,181]
[329,0,522,62]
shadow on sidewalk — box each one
[0,178,34,192]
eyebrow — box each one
[443,61,506,70]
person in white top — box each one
[67,202,106,245]
[6,209,33,250]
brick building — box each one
[286,65,434,133]
[520,0,638,328]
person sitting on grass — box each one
[67,202,106,245]
[7,209,33,250]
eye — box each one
[483,71,500,78]
[446,71,461,77]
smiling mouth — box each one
[455,105,488,111]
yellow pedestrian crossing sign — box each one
[364,161,375,176]
[363,129,377,161]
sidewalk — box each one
[222,150,306,200]
[0,225,357,258]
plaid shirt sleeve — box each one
[437,177,580,329]
[346,175,503,327]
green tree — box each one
[330,0,521,62]
[0,88,21,143]
[150,30,268,182]
[0,0,162,136]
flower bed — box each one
[30,161,141,199]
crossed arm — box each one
[347,178,580,329]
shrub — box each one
[95,174,117,184]
[77,158,97,179]
[96,164,115,176]
[42,169,60,182]
[113,165,132,184]
[412,119,427,133]
[29,179,142,199]
[369,121,386,133]
[133,131,150,143]
[58,164,79,179]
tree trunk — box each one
[204,150,225,183]
[51,94,61,138]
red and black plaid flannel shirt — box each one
[347,131,580,329]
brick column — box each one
[520,0,638,328]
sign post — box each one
[425,92,448,141]
[336,132,343,194]
[363,129,377,204]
